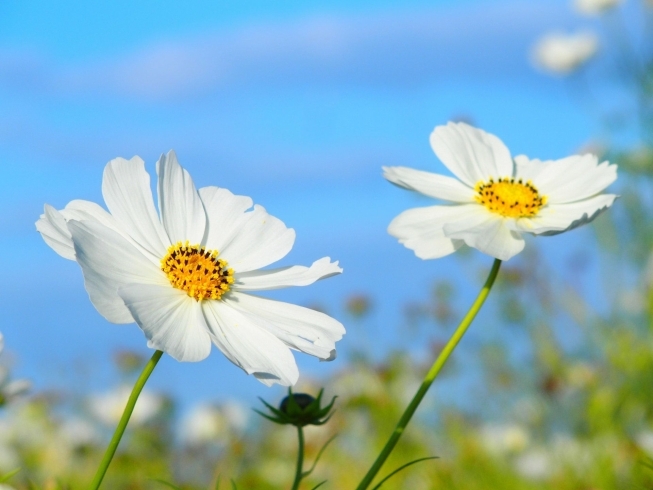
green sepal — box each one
[257,387,337,427]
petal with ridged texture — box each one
[68,220,168,324]
[382,166,473,202]
[225,292,344,360]
[102,156,170,260]
[444,213,525,261]
[118,284,212,362]
[36,204,76,260]
[235,257,341,291]
[157,151,206,245]
[219,205,295,273]
[515,154,617,204]
[511,194,617,235]
[198,186,254,251]
[388,204,484,259]
[202,299,299,386]
[430,122,513,187]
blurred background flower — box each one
[531,31,599,74]
[87,385,164,427]
[574,0,624,15]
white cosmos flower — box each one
[36,152,345,386]
[532,31,598,74]
[574,0,623,15]
[384,122,617,261]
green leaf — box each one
[302,434,338,478]
[371,456,439,490]
[230,478,238,490]
[0,467,21,483]
[27,480,40,490]
[310,481,327,490]
[641,457,653,472]
[214,475,221,490]
[150,478,183,490]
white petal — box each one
[202,300,299,386]
[219,205,295,273]
[36,199,161,266]
[511,194,617,235]
[443,213,525,261]
[225,292,344,360]
[62,200,117,227]
[382,166,473,202]
[118,284,212,362]
[234,257,341,291]
[198,186,254,252]
[388,204,479,259]
[102,156,170,259]
[515,154,617,204]
[68,220,168,324]
[36,204,76,260]
[157,150,206,245]
[430,122,514,187]
[4,379,31,399]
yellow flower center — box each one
[161,241,234,301]
[474,177,547,218]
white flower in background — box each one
[180,401,247,446]
[532,31,598,74]
[180,404,223,446]
[514,449,552,480]
[0,442,19,475]
[88,385,163,426]
[636,431,653,456]
[59,417,101,448]
[221,400,249,432]
[575,0,623,15]
[0,333,31,407]
[551,433,593,474]
[384,122,617,261]
[36,152,345,386]
[480,423,530,455]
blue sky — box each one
[0,0,619,410]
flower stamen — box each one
[161,241,234,301]
[474,177,547,218]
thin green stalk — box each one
[291,426,305,490]
[89,349,164,490]
[356,259,502,490]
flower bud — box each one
[256,388,336,427]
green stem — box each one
[89,350,163,490]
[291,426,305,490]
[356,259,502,490]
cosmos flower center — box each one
[474,177,547,218]
[161,242,234,301]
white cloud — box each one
[0,1,573,101]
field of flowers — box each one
[3,0,653,488]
